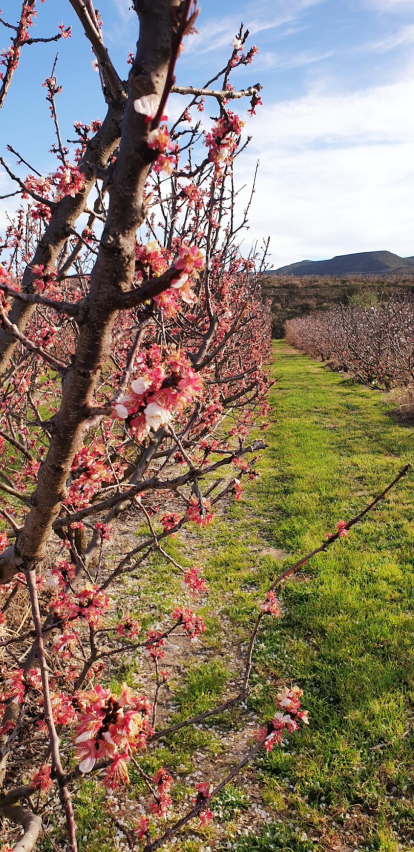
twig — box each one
[143,736,266,851]
[242,464,411,694]
[25,570,78,852]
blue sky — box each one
[1,0,414,267]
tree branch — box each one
[172,82,262,100]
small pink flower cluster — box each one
[326,519,349,540]
[48,692,78,726]
[95,522,112,541]
[160,511,181,531]
[58,23,72,39]
[52,630,79,659]
[116,615,141,638]
[29,263,59,295]
[181,182,203,209]
[147,125,178,175]
[254,686,309,752]
[53,164,85,199]
[136,239,168,276]
[135,816,150,839]
[0,667,41,707]
[134,239,204,313]
[47,558,76,589]
[74,683,153,785]
[150,767,173,816]
[144,630,166,660]
[260,590,282,618]
[234,478,243,500]
[336,519,349,538]
[194,781,214,825]
[112,348,203,439]
[68,443,125,509]
[172,607,205,639]
[183,566,207,596]
[185,497,214,527]
[51,584,110,628]
[24,164,85,205]
[205,110,245,173]
[31,763,53,792]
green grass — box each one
[41,341,414,851]
[225,342,414,851]
[176,341,413,851]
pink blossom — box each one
[335,519,349,538]
[32,764,52,792]
[195,781,212,799]
[260,591,282,618]
[183,566,207,596]
[172,607,205,638]
[131,376,150,395]
[134,817,150,839]
[147,125,174,153]
[103,752,130,789]
[116,616,141,638]
[161,511,181,532]
[175,243,204,275]
[199,808,213,825]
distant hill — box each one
[271,251,414,277]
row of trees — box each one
[285,298,414,388]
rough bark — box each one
[0,0,181,582]
[0,802,42,852]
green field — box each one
[195,340,414,851]
[43,341,414,852]
[230,342,414,851]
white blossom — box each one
[114,403,129,419]
[131,376,150,395]
[144,402,173,430]
[170,273,189,290]
[133,94,160,118]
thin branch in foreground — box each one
[143,737,266,852]
[25,570,78,852]
[242,463,411,694]
[154,465,411,742]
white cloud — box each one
[363,0,414,10]
[236,72,414,267]
[251,48,333,71]
[185,0,325,55]
[364,23,414,51]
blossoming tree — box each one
[0,1,288,849]
[285,297,414,388]
[0,3,409,851]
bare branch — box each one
[172,82,262,100]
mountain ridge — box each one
[271,251,414,277]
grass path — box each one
[229,341,414,852]
[58,342,414,852]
